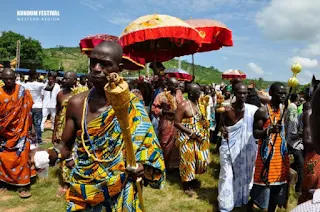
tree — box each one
[0,31,44,67]
[0,48,10,59]
[74,57,88,73]
[257,77,264,89]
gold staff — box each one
[104,73,145,211]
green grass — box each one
[0,130,298,212]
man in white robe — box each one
[218,83,258,212]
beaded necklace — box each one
[80,88,124,163]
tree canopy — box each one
[0,31,44,68]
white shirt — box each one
[42,83,61,109]
[16,81,25,87]
[24,81,46,108]
[291,189,320,212]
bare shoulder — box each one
[254,106,268,119]
[57,90,63,97]
[56,90,64,102]
[68,91,89,106]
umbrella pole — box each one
[192,54,195,82]
[146,63,149,78]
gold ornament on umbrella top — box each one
[104,73,145,211]
[288,62,302,88]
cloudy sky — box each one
[0,0,319,84]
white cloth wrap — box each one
[34,151,50,169]
[218,104,258,212]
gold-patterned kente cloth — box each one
[55,87,88,141]
[176,100,210,182]
[66,91,165,211]
[55,87,88,183]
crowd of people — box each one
[0,41,319,211]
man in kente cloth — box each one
[152,77,183,170]
[33,41,165,211]
[217,83,258,211]
[0,68,35,198]
[249,82,289,212]
[53,71,81,144]
[174,83,210,196]
[52,71,88,197]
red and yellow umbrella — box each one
[185,19,233,52]
[79,34,145,70]
[222,69,246,79]
[119,14,203,63]
[164,68,193,82]
[184,19,233,80]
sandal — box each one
[18,188,31,198]
[184,188,196,197]
[0,187,7,194]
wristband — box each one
[49,146,62,166]
[65,157,73,162]
[195,131,201,138]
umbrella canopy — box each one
[185,19,233,53]
[222,69,246,79]
[120,14,202,63]
[80,34,118,53]
[164,68,192,82]
[79,34,145,70]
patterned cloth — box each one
[284,103,303,150]
[251,103,290,209]
[66,92,165,212]
[152,90,183,169]
[0,84,35,186]
[54,87,88,183]
[218,104,258,212]
[176,100,210,182]
[299,152,320,204]
[55,87,88,141]
[253,103,289,185]
[292,189,320,212]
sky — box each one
[0,0,319,84]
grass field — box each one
[0,130,299,212]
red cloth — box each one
[152,90,184,169]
